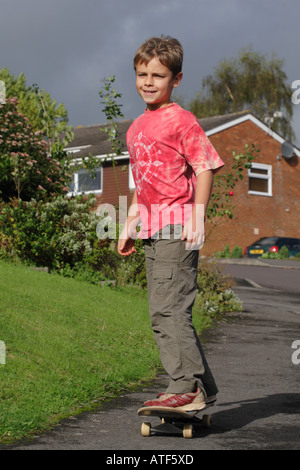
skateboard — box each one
[137,404,212,439]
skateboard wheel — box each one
[202,414,212,428]
[141,422,151,437]
[183,424,193,439]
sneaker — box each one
[155,392,217,406]
[143,388,206,412]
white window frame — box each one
[248,162,272,197]
[68,165,103,196]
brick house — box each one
[65,111,300,255]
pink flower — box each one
[229,191,234,196]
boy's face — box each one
[135,57,182,111]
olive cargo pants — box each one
[143,225,218,396]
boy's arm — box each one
[181,170,213,250]
[118,190,140,256]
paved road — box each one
[215,258,300,293]
[4,280,300,453]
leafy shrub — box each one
[195,258,242,318]
[0,195,147,286]
[214,244,231,258]
[214,244,243,258]
[261,246,289,259]
[231,245,243,258]
[279,245,289,259]
[223,244,231,258]
[261,252,278,259]
[0,195,103,268]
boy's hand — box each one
[118,236,137,256]
[118,192,140,257]
[182,170,213,250]
[181,204,205,250]
[118,217,139,256]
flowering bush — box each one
[0,196,99,267]
[0,97,71,201]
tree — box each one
[189,47,294,140]
[0,97,71,201]
[98,75,125,195]
[99,75,124,157]
[0,68,73,149]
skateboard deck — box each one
[137,404,212,439]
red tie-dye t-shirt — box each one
[127,103,224,238]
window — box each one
[69,167,102,195]
[248,163,272,196]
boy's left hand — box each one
[181,205,205,250]
[118,236,137,256]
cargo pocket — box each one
[153,267,173,296]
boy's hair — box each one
[133,35,183,77]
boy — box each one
[118,36,224,411]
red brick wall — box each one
[202,120,300,255]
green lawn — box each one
[0,260,215,445]
[0,261,161,443]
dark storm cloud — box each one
[1,0,299,143]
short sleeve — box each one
[182,123,224,176]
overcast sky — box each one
[1,0,300,145]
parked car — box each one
[244,237,300,258]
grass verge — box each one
[0,260,215,445]
[0,261,160,444]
